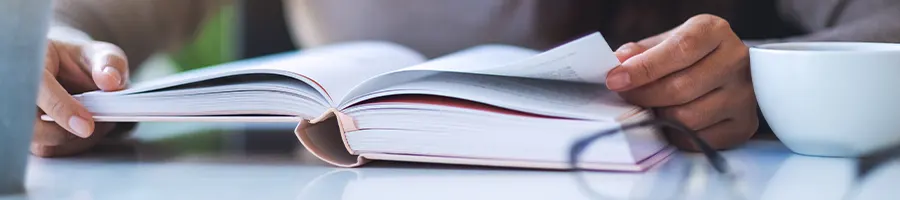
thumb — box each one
[84,41,129,91]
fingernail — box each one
[102,66,123,86]
[68,116,93,138]
[606,72,631,90]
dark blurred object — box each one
[731,0,803,40]
[235,0,297,59]
[858,143,900,178]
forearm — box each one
[52,0,226,67]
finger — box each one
[51,40,97,93]
[665,89,759,151]
[606,14,731,91]
[83,41,129,91]
[32,120,77,146]
[668,114,759,151]
[653,88,734,131]
[614,42,649,63]
[699,113,758,149]
[636,29,672,48]
[37,70,95,138]
[618,41,749,107]
[31,123,115,157]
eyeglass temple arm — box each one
[858,142,900,178]
[568,119,731,173]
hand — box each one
[606,14,758,150]
[31,39,130,157]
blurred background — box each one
[138,0,296,81]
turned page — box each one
[343,32,621,103]
[340,33,635,119]
[400,32,619,83]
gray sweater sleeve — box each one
[749,0,900,45]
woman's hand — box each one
[31,39,129,157]
[607,14,759,150]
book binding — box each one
[294,109,370,167]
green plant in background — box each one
[171,4,237,72]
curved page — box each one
[80,41,425,107]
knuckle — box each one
[664,77,696,105]
[47,98,67,117]
[638,62,655,81]
[687,14,731,37]
[632,58,656,81]
[671,34,699,53]
[691,14,726,26]
[669,34,700,64]
[711,17,731,31]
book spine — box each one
[293,109,370,167]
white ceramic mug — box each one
[751,42,900,157]
[0,0,53,194]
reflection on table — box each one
[1,122,898,200]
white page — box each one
[272,42,425,103]
[343,32,621,105]
[403,32,620,83]
[77,79,330,118]
[344,103,643,163]
[81,41,425,107]
[342,72,637,120]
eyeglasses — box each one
[568,118,731,174]
[567,118,900,199]
[567,118,748,199]
[857,142,900,178]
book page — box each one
[343,32,620,104]
[342,72,637,120]
[401,32,618,83]
[264,42,426,103]
[81,41,425,107]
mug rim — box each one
[751,42,900,54]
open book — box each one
[53,32,672,171]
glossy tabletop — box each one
[2,121,899,200]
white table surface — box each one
[2,121,899,200]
